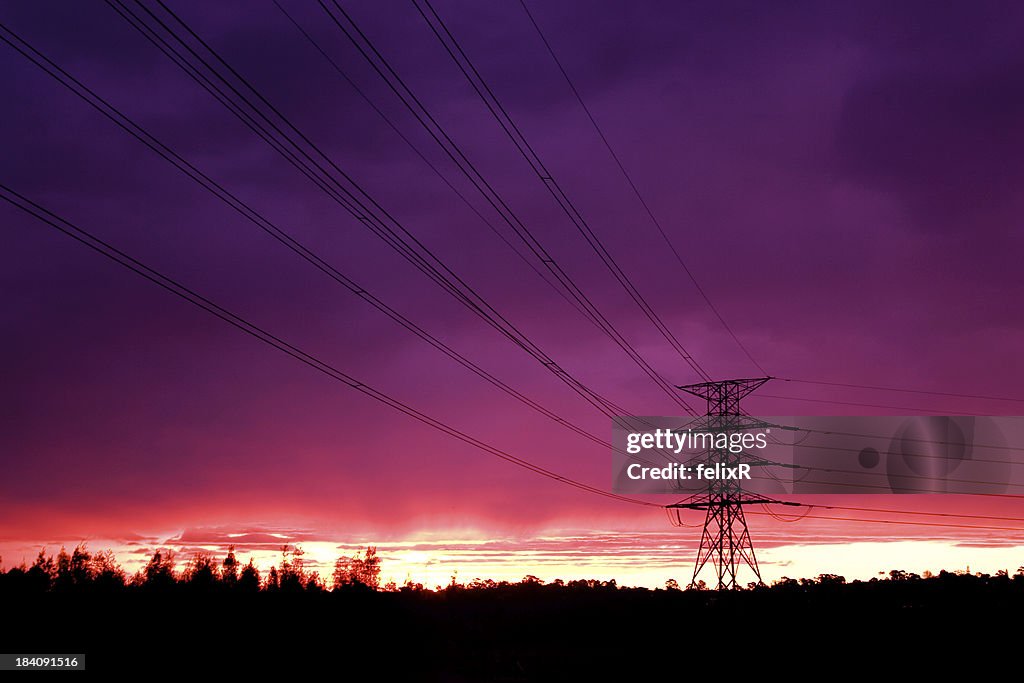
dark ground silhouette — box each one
[1,545,1020,677]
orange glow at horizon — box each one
[3,526,1021,589]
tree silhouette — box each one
[54,546,73,591]
[238,559,261,592]
[27,550,54,592]
[817,573,846,586]
[91,549,126,592]
[332,546,381,590]
[141,551,176,591]
[265,566,280,592]
[222,546,239,587]
[278,545,307,592]
[70,544,92,587]
[304,572,325,592]
[4,545,1023,679]
[183,553,219,591]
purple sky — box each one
[2,1,1023,583]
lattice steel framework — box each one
[667,378,773,589]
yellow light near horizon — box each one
[3,536,1021,588]
[399,551,432,566]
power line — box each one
[785,435,1024,466]
[747,498,1024,526]
[407,0,712,381]
[749,392,981,415]
[690,444,1024,494]
[779,377,1024,405]
[779,424,1024,454]
[9,4,1021,561]
[120,0,697,416]
[744,508,1024,533]
[655,429,1024,495]
[516,0,767,376]
[270,0,603,334]
[100,0,684,419]
[319,0,704,414]
[0,17,633,460]
[813,504,1024,524]
[0,16,696,471]
[737,467,1024,497]
[0,183,658,509]
[792,469,1022,492]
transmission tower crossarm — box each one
[668,498,780,509]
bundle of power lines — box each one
[1,0,1022,540]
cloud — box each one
[835,59,1024,234]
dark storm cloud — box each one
[836,59,1024,234]
[1,0,1023,572]
[823,0,1024,235]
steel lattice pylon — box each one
[668,378,772,589]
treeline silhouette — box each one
[4,543,1023,596]
[3,544,1023,677]
[0,544,384,594]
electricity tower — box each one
[666,377,787,589]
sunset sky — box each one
[2,0,1023,587]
